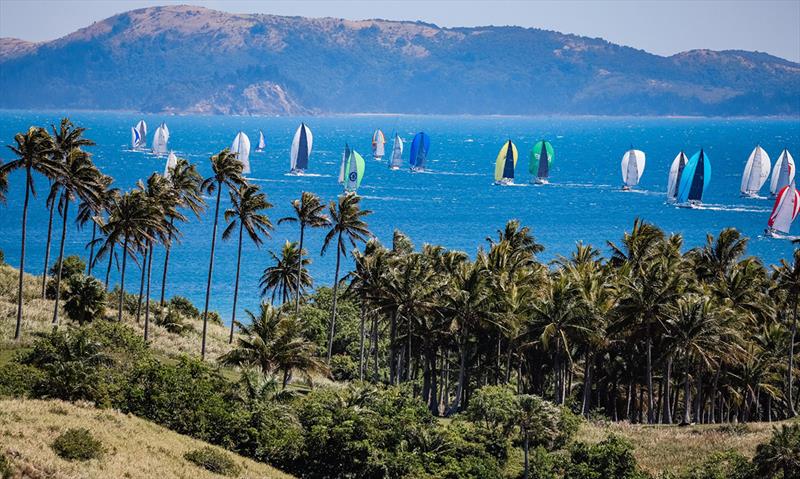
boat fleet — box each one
[130,119,799,238]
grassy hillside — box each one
[0,398,294,479]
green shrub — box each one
[63,274,106,325]
[51,428,103,461]
[46,255,86,299]
[0,249,5,265]
[169,295,199,319]
[184,447,241,476]
[108,286,141,315]
[155,307,192,334]
[0,362,44,398]
[752,424,800,479]
[206,310,223,325]
[565,435,648,479]
[329,354,358,381]
[677,450,754,479]
[0,452,12,479]
[467,385,519,436]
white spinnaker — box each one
[741,146,771,194]
[621,149,646,187]
[152,125,168,156]
[164,151,178,179]
[231,131,251,174]
[667,151,688,199]
[768,185,800,234]
[390,134,404,169]
[770,149,795,195]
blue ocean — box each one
[1,111,798,321]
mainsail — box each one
[494,140,518,183]
[290,123,313,172]
[257,130,266,152]
[621,149,646,188]
[131,127,140,150]
[231,131,251,175]
[136,120,147,149]
[767,184,800,235]
[389,133,403,170]
[343,150,366,192]
[152,123,169,156]
[770,149,795,195]
[164,151,178,179]
[409,132,430,170]
[740,145,771,196]
[530,140,554,182]
[338,144,352,184]
[372,129,386,160]
[676,149,711,204]
[667,151,689,200]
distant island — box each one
[0,5,798,116]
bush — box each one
[565,435,648,479]
[0,363,44,398]
[108,286,141,315]
[169,295,199,319]
[0,249,4,265]
[63,274,106,325]
[51,428,103,461]
[184,447,241,476]
[752,424,800,479]
[206,310,223,325]
[677,450,754,479]
[46,255,86,299]
[329,354,358,381]
[0,452,12,479]
[155,307,192,334]
[467,385,519,436]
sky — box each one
[1,0,799,61]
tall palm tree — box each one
[260,240,311,306]
[199,148,244,360]
[1,126,57,340]
[773,248,800,416]
[279,192,330,315]
[159,157,205,307]
[49,149,104,326]
[321,193,372,362]
[77,174,116,276]
[0,159,7,203]
[223,183,273,343]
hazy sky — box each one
[1,0,798,61]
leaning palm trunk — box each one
[87,222,97,276]
[326,231,343,362]
[229,222,244,343]
[144,241,154,341]
[294,225,305,315]
[117,236,129,321]
[201,184,223,360]
[41,201,55,298]
[136,248,147,323]
[51,198,70,325]
[159,218,175,308]
[14,167,32,340]
[104,243,114,290]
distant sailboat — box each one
[338,143,352,184]
[164,151,178,179]
[131,127,141,150]
[676,149,711,206]
[409,132,430,172]
[231,131,251,175]
[152,122,169,156]
[132,120,147,150]
[372,129,386,160]
[290,122,313,174]
[770,149,795,196]
[766,184,800,237]
[256,130,266,152]
[740,145,771,197]
[494,140,518,185]
[343,149,366,193]
[530,140,554,184]
[621,148,646,189]
[666,151,689,202]
[389,133,403,170]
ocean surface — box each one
[1,111,798,322]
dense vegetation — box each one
[2,119,800,478]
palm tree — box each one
[1,126,57,340]
[690,228,748,282]
[159,157,205,307]
[321,193,372,362]
[773,248,800,416]
[220,303,328,389]
[49,149,104,326]
[77,174,116,277]
[260,240,311,306]
[279,192,330,315]
[0,159,7,203]
[199,148,244,360]
[223,183,273,343]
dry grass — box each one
[0,398,294,479]
[577,419,798,475]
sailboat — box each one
[372,129,386,160]
[164,151,178,179]
[766,184,800,237]
[389,133,403,170]
[151,122,169,156]
[289,122,313,174]
[338,143,351,184]
[676,149,711,207]
[770,149,795,196]
[620,148,646,190]
[530,140,554,184]
[343,148,366,193]
[256,130,266,152]
[740,145,771,197]
[131,120,147,149]
[409,132,430,172]
[666,151,689,202]
[494,140,518,185]
[231,131,251,175]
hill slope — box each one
[0,398,293,478]
[0,5,797,116]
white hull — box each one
[410,167,425,173]
[675,200,703,209]
[288,169,306,176]
[533,178,549,185]
[495,179,514,186]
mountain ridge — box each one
[1,5,797,116]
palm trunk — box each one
[294,224,305,315]
[523,431,529,479]
[201,183,223,360]
[136,247,147,324]
[662,355,673,424]
[229,223,243,343]
[87,222,96,276]
[104,243,114,290]
[682,355,692,425]
[41,201,55,298]
[51,198,70,325]
[144,241,154,341]
[447,334,468,415]
[117,235,129,321]
[389,310,398,384]
[372,313,380,382]
[326,231,343,362]
[14,168,32,340]
[358,304,366,380]
[789,298,798,417]
[159,218,174,307]
[646,318,655,424]
[582,352,592,417]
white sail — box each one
[770,149,795,195]
[152,124,168,156]
[338,145,349,184]
[621,149,646,187]
[164,151,178,179]
[231,131,251,174]
[372,129,385,159]
[667,151,688,200]
[741,145,771,195]
[131,127,139,149]
[136,120,147,148]
[290,123,313,172]
[161,122,170,139]
[768,184,800,235]
[390,134,403,169]
[257,130,266,151]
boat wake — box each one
[359,195,417,202]
[689,203,770,213]
[245,177,293,184]
[283,173,331,178]
[419,170,482,176]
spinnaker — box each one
[621,149,646,189]
[290,123,313,174]
[766,184,800,236]
[494,140,518,185]
[409,132,430,171]
[676,149,711,205]
[530,140,554,184]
